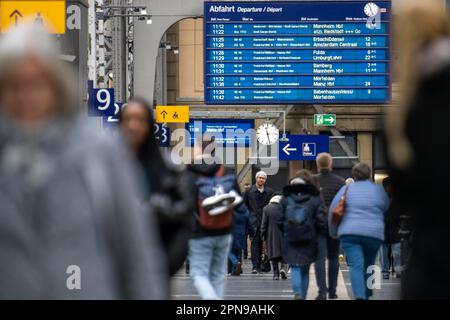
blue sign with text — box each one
[186,119,254,146]
[279,134,329,161]
[204,1,392,104]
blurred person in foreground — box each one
[119,98,195,277]
[313,153,345,300]
[187,140,243,300]
[283,170,327,300]
[0,25,167,299]
[385,0,450,299]
[329,163,389,300]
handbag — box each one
[332,185,350,226]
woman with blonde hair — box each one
[385,0,450,299]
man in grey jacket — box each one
[0,24,167,299]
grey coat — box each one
[0,116,168,299]
[261,202,284,260]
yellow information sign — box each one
[155,106,190,123]
[0,0,66,34]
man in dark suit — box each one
[244,171,274,274]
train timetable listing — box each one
[204,1,392,105]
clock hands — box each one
[265,128,271,145]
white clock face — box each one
[257,123,279,146]
[364,3,379,17]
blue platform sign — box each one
[279,135,329,161]
[155,124,171,147]
[204,1,392,104]
[88,81,116,117]
[102,101,122,129]
[186,119,254,146]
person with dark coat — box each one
[244,171,275,273]
[385,1,450,299]
[312,153,345,300]
[261,195,287,280]
[282,173,327,300]
[119,98,196,277]
[379,177,402,279]
[229,203,255,276]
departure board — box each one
[204,1,392,105]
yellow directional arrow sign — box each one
[0,0,66,34]
[155,106,190,123]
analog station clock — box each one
[364,2,379,17]
[256,122,279,146]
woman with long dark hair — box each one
[119,98,195,277]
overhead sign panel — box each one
[186,119,254,147]
[204,1,391,105]
[279,134,329,161]
[0,0,66,34]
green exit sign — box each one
[314,114,336,127]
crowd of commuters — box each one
[1,0,449,300]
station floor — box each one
[171,259,401,300]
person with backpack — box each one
[228,203,254,276]
[261,195,287,280]
[187,141,243,300]
[328,163,389,300]
[312,153,345,300]
[282,171,327,300]
[244,171,275,274]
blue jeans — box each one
[291,264,311,299]
[189,234,232,300]
[228,248,240,273]
[340,235,382,300]
[379,242,401,274]
[314,234,340,296]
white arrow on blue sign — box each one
[279,135,330,161]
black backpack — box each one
[284,195,315,243]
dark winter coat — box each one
[384,197,402,244]
[261,201,285,260]
[244,184,275,232]
[231,203,254,250]
[313,170,345,208]
[282,184,327,266]
[387,61,450,299]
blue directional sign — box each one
[88,81,116,116]
[279,135,329,161]
[186,119,254,146]
[204,1,392,104]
